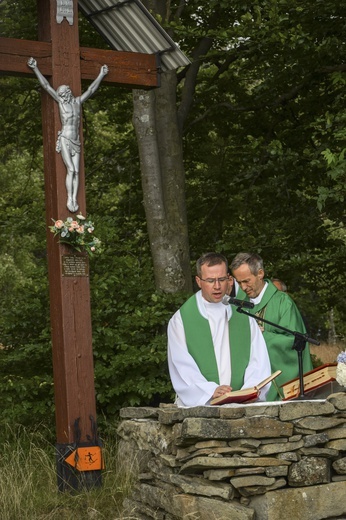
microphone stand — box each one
[232,304,320,399]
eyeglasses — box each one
[198,277,229,285]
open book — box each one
[280,363,337,400]
[210,370,282,405]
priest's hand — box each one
[212,385,232,399]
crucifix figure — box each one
[28,57,108,213]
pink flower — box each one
[55,220,64,229]
[91,246,96,252]
[76,225,84,234]
[87,228,93,233]
[70,221,79,229]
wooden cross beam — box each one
[0,0,160,490]
[0,37,159,88]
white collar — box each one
[250,281,268,304]
[196,290,231,319]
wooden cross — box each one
[0,0,160,489]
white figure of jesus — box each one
[28,58,108,212]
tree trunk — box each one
[132,69,192,293]
[328,308,337,346]
[132,0,198,293]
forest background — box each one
[0,0,345,433]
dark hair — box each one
[230,252,264,275]
[196,252,228,278]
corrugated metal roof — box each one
[78,0,191,72]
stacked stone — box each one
[117,392,346,520]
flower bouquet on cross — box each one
[49,214,101,256]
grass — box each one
[309,341,345,365]
[0,424,137,520]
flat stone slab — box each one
[180,456,290,474]
[250,481,346,520]
[180,417,293,440]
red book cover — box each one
[211,370,282,405]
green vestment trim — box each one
[237,280,313,400]
[180,294,251,390]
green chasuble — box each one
[180,294,251,390]
[237,280,313,401]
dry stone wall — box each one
[117,392,346,520]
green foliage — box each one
[0,143,53,426]
[177,0,346,341]
[90,245,188,414]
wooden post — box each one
[40,0,104,490]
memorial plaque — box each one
[62,254,89,277]
[56,0,74,25]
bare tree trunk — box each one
[132,0,195,293]
[328,308,337,346]
[132,70,192,293]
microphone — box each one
[222,295,254,309]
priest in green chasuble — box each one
[167,253,272,407]
[231,252,313,401]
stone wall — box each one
[117,392,346,520]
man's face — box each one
[196,262,229,303]
[232,264,265,298]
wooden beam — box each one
[0,37,160,88]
